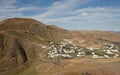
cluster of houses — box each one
[41,41,120,59]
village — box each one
[41,41,120,59]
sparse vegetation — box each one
[0,18,120,75]
[94,50,106,56]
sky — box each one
[0,0,120,31]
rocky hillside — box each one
[0,18,120,75]
[0,18,72,75]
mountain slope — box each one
[0,18,71,75]
[0,18,120,75]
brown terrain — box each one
[0,18,120,75]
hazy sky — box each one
[0,0,120,31]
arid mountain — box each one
[0,18,120,75]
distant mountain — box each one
[0,18,120,75]
[114,32,120,35]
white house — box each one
[104,55,110,58]
[92,54,99,58]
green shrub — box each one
[84,49,92,55]
[94,50,106,56]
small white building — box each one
[50,42,53,44]
[74,46,78,49]
[111,49,119,52]
[77,51,85,57]
[104,55,110,58]
[86,47,94,51]
[42,46,47,49]
[92,54,99,58]
[81,40,85,43]
[113,54,119,58]
[61,54,72,58]
[106,50,113,54]
[69,41,72,44]
[91,52,95,55]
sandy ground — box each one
[36,58,120,75]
